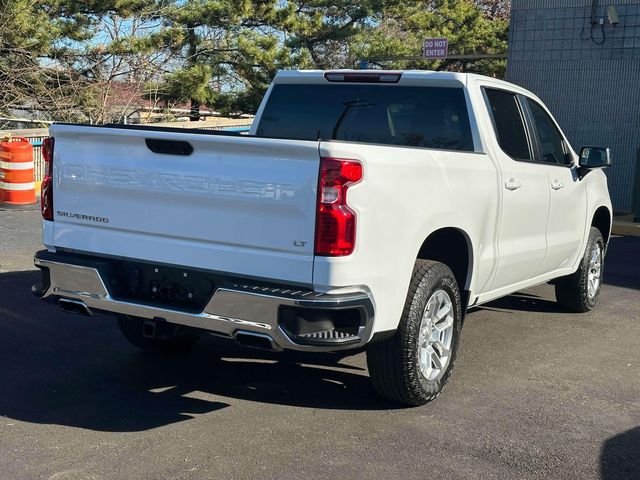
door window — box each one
[484,89,531,161]
[525,99,570,165]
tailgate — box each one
[49,124,320,284]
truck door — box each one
[483,88,551,290]
[522,97,588,273]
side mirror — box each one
[578,146,612,169]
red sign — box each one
[423,38,449,60]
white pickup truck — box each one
[33,70,613,406]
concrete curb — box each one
[612,214,640,237]
[612,220,640,237]
[0,195,40,212]
[0,202,39,212]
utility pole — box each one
[187,24,200,122]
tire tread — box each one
[555,227,604,313]
[367,260,461,406]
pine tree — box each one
[151,0,284,120]
[280,0,388,69]
[350,0,509,76]
[0,0,89,123]
[213,0,390,114]
[1,0,511,122]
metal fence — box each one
[26,136,47,183]
[200,124,252,133]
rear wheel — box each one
[117,316,200,355]
[367,260,463,406]
[555,227,605,313]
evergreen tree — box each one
[150,0,284,120]
[210,0,392,114]
[1,0,511,122]
[351,0,509,76]
[0,0,89,122]
[280,0,388,69]
[155,0,393,116]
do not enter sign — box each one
[423,38,449,60]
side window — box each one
[525,99,570,165]
[485,89,531,161]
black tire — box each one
[117,315,200,355]
[555,227,605,313]
[367,260,463,406]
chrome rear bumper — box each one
[33,251,374,352]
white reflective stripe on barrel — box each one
[0,161,35,170]
[0,181,35,190]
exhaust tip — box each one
[58,298,92,317]
[234,331,278,351]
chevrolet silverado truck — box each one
[32,70,613,406]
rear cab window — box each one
[256,84,474,152]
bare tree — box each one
[0,1,177,126]
[475,0,511,21]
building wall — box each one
[507,0,640,211]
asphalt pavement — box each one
[0,210,639,480]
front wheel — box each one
[555,227,605,313]
[367,260,463,406]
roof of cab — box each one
[273,69,539,102]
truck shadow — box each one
[600,427,640,480]
[0,270,390,433]
[475,235,640,315]
[475,291,564,314]
[602,235,640,291]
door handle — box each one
[551,179,564,190]
[505,178,522,191]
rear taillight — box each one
[41,137,54,221]
[315,157,363,256]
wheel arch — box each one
[591,206,612,246]
[416,227,474,308]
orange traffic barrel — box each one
[0,136,36,205]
